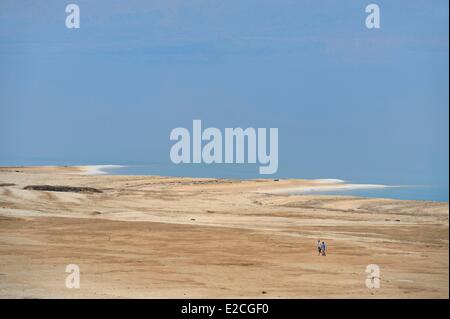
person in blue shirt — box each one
[321,241,327,256]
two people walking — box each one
[317,240,327,256]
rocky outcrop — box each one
[24,185,102,193]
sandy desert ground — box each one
[0,166,448,298]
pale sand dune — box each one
[0,166,448,298]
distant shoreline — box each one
[0,165,447,202]
[19,165,393,194]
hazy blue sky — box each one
[0,1,448,190]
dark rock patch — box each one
[24,185,102,193]
[0,183,15,187]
